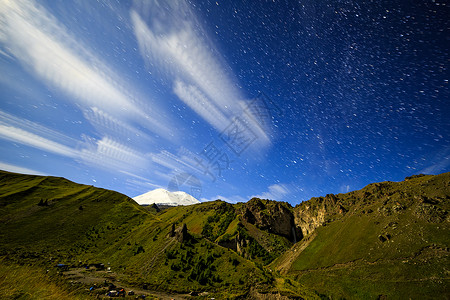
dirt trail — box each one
[274,232,317,274]
[63,268,190,299]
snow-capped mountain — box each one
[133,188,200,206]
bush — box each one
[201,206,236,241]
[133,245,145,255]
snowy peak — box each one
[133,188,200,206]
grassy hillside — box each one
[0,170,448,299]
[0,170,148,264]
[275,173,450,299]
[0,170,305,299]
[0,259,91,300]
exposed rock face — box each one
[240,198,302,242]
[169,223,189,243]
[293,204,326,237]
[293,193,347,237]
[217,227,252,257]
[235,232,250,257]
[176,223,189,243]
[237,194,352,243]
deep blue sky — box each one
[0,0,448,205]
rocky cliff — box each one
[237,193,350,244]
[239,198,301,243]
[293,193,348,237]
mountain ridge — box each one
[0,169,448,299]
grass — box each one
[0,170,448,299]
[0,260,89,300]
[296,259,449,299]
[284,172,450,298]
[0,171,281,296]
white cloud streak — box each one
[0,161,46,176]
[0,110,79,158]
[83,107,153,144]
[130,7,240,111]
[252,184,291,201]
[0,124,78,158]
[120,171,162,194]
[420,155,450,174]
[0,0,175,140]
[150,149,203,176]
[1,1,133,115]
[0,110,149,173]
[79,136,149,172]
[130,2,272,149]
[0,110,77,146]
[126,179,162,195]
[173,80,229,132]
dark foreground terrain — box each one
[0,170,448,299]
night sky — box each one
[0,0,448,205]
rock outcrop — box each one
[235,232,250,257]
[240,198,302,242]
[293,193,348,237]
[169,223,190,243]
[176,223,189,243]
[237,195,349,244]
[293,203,326,237]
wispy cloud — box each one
[130,6,240,110]
[0,161,46,176]
[150,148,204,176]
[252,184,291,201]
[0,110,149,174]
[120,170,155,183]
[0,124,78,158]
[130,1,272,150]
[0,0,175,140]
[83,107,153,145]
[0,111,79,158]
[121,170,162,195]
[0,110,77,145]
[125,179,162,196]
[79,136,149,172]
[1,0,133,115]
[173,80,229,132]
[420,150,450,175]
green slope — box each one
[0,259,91,300]
[0,170,306,299]
[0,170,148,263]
[277,173,450,299]
[1,170,448,299]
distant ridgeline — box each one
[0,170,448,299]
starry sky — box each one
[0,0,448,205]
